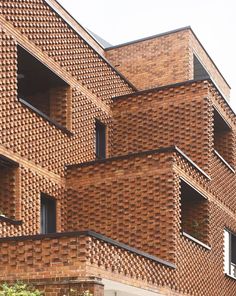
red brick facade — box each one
[0,1,236,295]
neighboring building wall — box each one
[111,80,212,174]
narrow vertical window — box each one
[95,121,106,159]
[40,194,56,234]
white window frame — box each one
[224,229,236,278]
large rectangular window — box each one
[95,121,106,159]
[224,229,236,278]
[214,108,233,167]
[180,179,209,245]
[17,46,71,130]
[40,194,56,234]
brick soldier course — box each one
[0,0,236,295]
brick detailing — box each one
[1,0,134,104]
[111,80,212,174]
[0,166,19,219]
[0,236,87,281]
[105,28,230,98]
[66,151,180,263]
[106,30,190,90]
[50,85,72,129]
[0,28,112,175]
[0,1,236,295]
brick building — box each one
[0,0,236,295]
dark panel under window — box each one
[95,121,106,159]
[40,194,56,234]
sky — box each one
[57,0,236,111]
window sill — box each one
[214,150,235,173]
[225,273,236,281]
[0,215,23,225]
[19,98,74,136]
[182,231,211,250]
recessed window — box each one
[193,55,209,79]
[224,229,236,278]
[17,46,71,130]
[95,120,106,159]
[180,179,209,245]
[0,156,19,220]
[214,109,233,166]
[40,194,56,234]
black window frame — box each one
[17,45,73,135]
[95,120,106,159]
[40,193,56,234]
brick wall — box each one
[111,80,212,173]
[105,29,190,90]
[1,0,134,105]
[66,151,179,263]
[105,28,230,99]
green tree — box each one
[0,282,43,296]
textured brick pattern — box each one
[66,152,180,262]
[111,80,212,173]
[105,28,230,99]
[0,27,112,176]
[0,1,236,295]
[0,165,19,220]
[1,0,134,104]
[0,236,87,280]
[105,29,190,90]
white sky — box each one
[57,0,236,111]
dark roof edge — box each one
[66,145,210,180]
[105,26,191,50]
[0,230,175,269]
[113,77,211,100]
[105,26,230,89]
[44,0,137,91]
[113,77,236,119]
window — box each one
[224,229,236,278]
[17,46,71,130]
[95,121,106,159]
[180,179,209,245]
[193,54,209,79]
[40,194,56,234]
[0,155,19,220]
[213,108,233,166]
